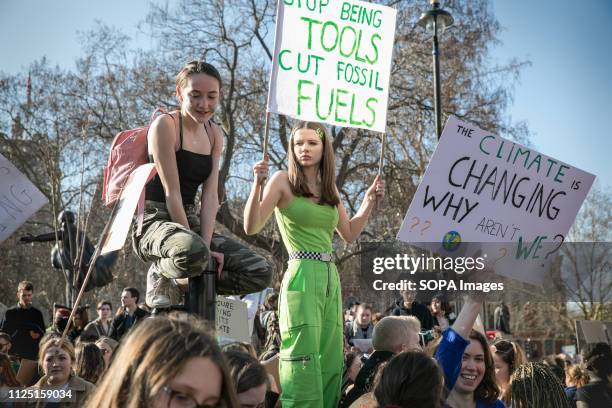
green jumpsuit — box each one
[275,195,343,408]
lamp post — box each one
[417,0,453,140]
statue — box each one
[494,301,512,335]
[20,210,116,305]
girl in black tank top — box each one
[132,60,272,314]
[144,61,225,270]
[146,113,213,205]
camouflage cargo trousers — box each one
[132,201,272,295]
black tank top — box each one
[145,114,213,205]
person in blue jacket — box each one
[434,293,505,408]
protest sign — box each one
[0,153,48,243]
[267,0,397,132]
[216,296,250,343]
[397,116,595,285]
[16,358,38,386]
[575,320,611,351]
[100,163,157,255]
[352,338,373,352]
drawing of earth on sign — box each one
[442,231,461,251]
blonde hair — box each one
[566,364,590,388]
[83,313,238,408]
[372,316,420,352]
[39,336,75,369]
[287,121,339,206]
[95,336,118,352]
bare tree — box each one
[561,184,611,322]
[0,0,532,313]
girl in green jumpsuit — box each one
[244,121,384,407]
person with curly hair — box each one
[509,362,572,408]
[576,343,612,408]
[565,364,590,408]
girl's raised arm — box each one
[335,175,384,243]
[244,161,286,235]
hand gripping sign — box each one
[267,0,397,133]
[397,116,596,285]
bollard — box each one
[189,258,217,323]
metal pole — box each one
[432,14,442,140]
[189,258,217,324]
[60,205,121,340]
[259,111,271,201]
[376,133,386,210]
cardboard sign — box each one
[0,153,48,243]
[216,296,250,343]
[575,320,611,352]
[397,116,595,285]
[100,163,157,255]
[267,0,397,132]
[352,338,373,352]
[16,358,38,386]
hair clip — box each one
[315,127,325,140]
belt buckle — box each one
[320,253,332,262]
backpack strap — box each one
[179,113,183,150]
[205,120,215,151]
[147,111,181,156]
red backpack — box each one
[102,108,183,208]
[102,109,183,236]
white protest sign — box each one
[576,320,611,351]
[268,0,397,132]
[100,163,157,255]
[352,338,373,352]
[216,296,250,343]
[0,153,48,243]
[397,116,595,285]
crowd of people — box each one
[1,60,610,407]
[1,280,610,407]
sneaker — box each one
[146,264,183,308]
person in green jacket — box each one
[244,121,384,408]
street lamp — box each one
[417,0,453,140]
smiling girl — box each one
[132,60,271,309]
[445,330,504,408]
[20,337,95,407]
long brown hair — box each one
[75,342,105,384]
[224,350,269,394]
[492,338,527,403]
[0,353,20,387]
[287,121,339,206]
[373,351,444,408]
[83,313,238,408]
[468,330,501,403]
